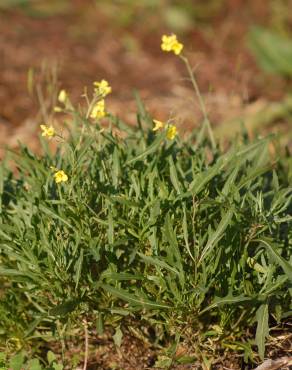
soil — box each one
[56,325,292,370]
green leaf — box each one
[107,210,114,245]
[138,253,180,276]
[200,294,251,314]
[101,271,144,281]
[74,248,84,290]
[0,352,6,364]
[27,358,42,370]
[164,214,185,287]
[182,205,195,262]
[9,352,25,370]
[49,300,80,316]
[39,205,73,229]
[168,156,182,194]
[112,146,120,188]
[126,134,164,164]
[221,166,239,196]
[101,284,170,309]
[134,91,148,122]
[47,351,56,365]
[96,312,104,335]
[113,326,123,347]
[25,316,46,337]
[255,303,269,360]
[198,209,233,264]
[188,157,225,195]
[53,364,63,370]
[177,355,196,364]
[259,239,292,281]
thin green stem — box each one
[57,321,66,367]
[180,55,216,149]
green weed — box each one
[1,100,291,364]
[0,350,63,370]
[0,34,291,368]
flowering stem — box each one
[180,55,216,149]
[86,93,103,120]
[77,124,86,150]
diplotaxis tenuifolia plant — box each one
[0,34,291,369]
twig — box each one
[253,357,292,370]
[83,319,89,370]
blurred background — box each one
[0,0,292,151]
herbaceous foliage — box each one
[0,101,291,361]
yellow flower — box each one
[166,124,177,140]
[58,89,68,104]
[53,170,68,184]
[153,119,165,131]
[93,79,112,97]
[40,124,55,139]
[90,99,106,119]
[161,34,183,55]
[54,106,62,113]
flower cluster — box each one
[40,79,113,184]
[161,34,183,55]
[40,88,68,183]
[90,99,106,119]
[90,79,111,120]
[153,119,177,140]
[40,31,185,186]
[93,79,112,97]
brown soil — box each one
[56,326,292,370]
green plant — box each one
[1,99,291,362]
[248,26,292,77]
[0,351,63,370]
[0,34,291,367]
